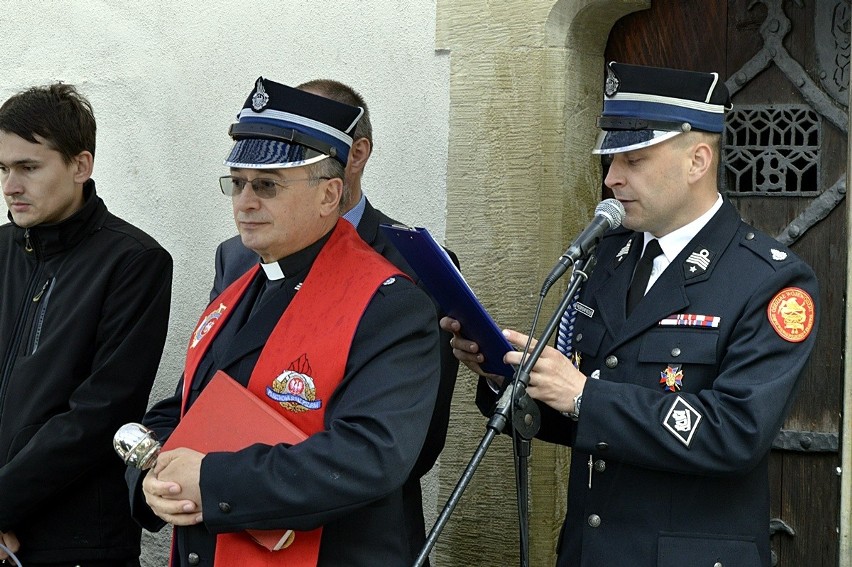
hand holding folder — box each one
[162,371,308,551]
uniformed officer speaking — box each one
[445,62,820,567]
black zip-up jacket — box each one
[0,181,172,563]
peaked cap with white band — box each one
[225,76,364,169]
[593,62,732,155]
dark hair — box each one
[297,79,372,147]
[0,83,96,163]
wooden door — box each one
[604,1,847,565]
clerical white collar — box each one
[255,194,366,281]
[260,261,285,281]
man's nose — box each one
[1,172,23,196]
[604,162,623,190]
[232,184,261,209]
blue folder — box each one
[380,224,516,378]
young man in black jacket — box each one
[0,83,172,565]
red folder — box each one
[162,370,307,551]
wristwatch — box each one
[563,393,582,421]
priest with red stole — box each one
[126,77,440,567]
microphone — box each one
[541,198,625,295]
[113,423,161,470]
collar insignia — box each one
[615,239,633,264]
[683,247,715,279]
[663,396,702,447]
[266,354,322,411]
[251,77,270,111]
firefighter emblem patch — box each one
[767,287,815,343]
[191,304,227,348]
[266,354,322,412]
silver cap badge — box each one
[604,66,620,97]
[252,77,270,111]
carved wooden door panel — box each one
[604,2,847,565]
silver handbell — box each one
[113,422,161,470]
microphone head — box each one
[113,423,161,470]
[595,198,625,229]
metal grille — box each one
[722,104,821,196]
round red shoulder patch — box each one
[767,287,815,343]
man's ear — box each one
[345,137,371,176]
[72,151,94,184]
[687,142,714,184]
[318,177,344,216]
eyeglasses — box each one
[219,175,331,199]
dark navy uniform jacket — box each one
[129,231,440,567]
[482,200,819,567]
[211,198,459,563]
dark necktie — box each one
[626,239,662,316]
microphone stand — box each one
[413,256,596,567]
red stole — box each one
[180,220,403,566]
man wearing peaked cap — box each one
[127,77,441,567]
[592,62,731,155]
[210,78,461,566]
[445,61,819,567]
[225,77,364,169]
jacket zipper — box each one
[0,236,43,421]
[28,278,54,355]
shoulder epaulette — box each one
[738,224,795,272]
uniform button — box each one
[745,232,755,240]
[594,459,606,472]
[671,347,681,357]
[714,563,723,567]
[575,333,583,342]
[595,442,608,451]
[188,552,200,565]
[587,514,601,528]
[219,501,232,513]
[605,355,618,368]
